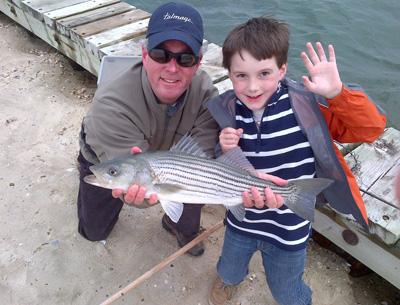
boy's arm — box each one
[321,86,386,143]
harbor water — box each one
[128,0,400,129]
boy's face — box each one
[229,50,287,111]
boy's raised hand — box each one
[301,42,343,99]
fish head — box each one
[84,158,142,191]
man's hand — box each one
[301,42,343,99]
[242,173,288,209]
[111,146,158,206]
[219,127,243,153]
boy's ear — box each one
[279,63,288,80]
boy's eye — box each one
[260,71,270,78]
[236,73,247,79]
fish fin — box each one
[160,200,184,223]
[226,204,246,222]
[170,134,210,158]
[217,147,258,176]
[285,178,334,222]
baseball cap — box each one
[146,2,204,56]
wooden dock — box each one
[1,0,399,290]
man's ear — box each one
[195,54,202,69]
[142,46,149,67]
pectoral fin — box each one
[227,204,246,222]
[160,200,184,223]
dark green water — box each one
[127,0,400,128]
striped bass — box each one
[84,136,333,223]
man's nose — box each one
[165,58,178,72]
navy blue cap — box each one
[146,2,204,56]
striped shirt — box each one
[226,82,316,251]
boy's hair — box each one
[222,16,289,70]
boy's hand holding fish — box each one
[220,127,287,209]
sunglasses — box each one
[148,48,199,67]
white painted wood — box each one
[215,78,233,93]
[10,0,24,8]
[363,164,400,245]
[43,0,121,28]
[21,0,89,21]
[82,17,149,57]
[313,207,400,289]
[1,0,101,74]
[200,65,228,84]
[0,0,31,30]
[344,127,400,245]
[99,36,144,57]
[345,127,400,191]
[202,42,223,67]
[334,141,362,156]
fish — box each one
[84,136,333,223]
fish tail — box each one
[285,178,333,222]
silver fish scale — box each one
[146,152,298,199]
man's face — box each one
[229,50,287,111]
[142,40,201,104]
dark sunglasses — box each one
[148,48,199,67]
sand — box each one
[0,12,399,305]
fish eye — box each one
[108,167,119,176]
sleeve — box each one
[84,88,150,162]
[320,85,386,143]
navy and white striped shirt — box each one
[226,82,316,251]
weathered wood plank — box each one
[214,78,233,93]
[201,65,228,84]
[55,1,134,36]
[99,36,144,57]
[342,127,400,245]
[43,0,121,28]
[334,141,362,156]
[72,8,150,38]
[1,0,101,74]
[345,127,400,191]
[363,163,400,245]
[83,18,149,57]
[0,0,31,30]
[313,207,400,289]
[202,42,223,67]
[21,0,89,21]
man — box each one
[77,2,220,256]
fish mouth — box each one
[83,174,106,188]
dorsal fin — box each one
[170,134,209,158]
[217,147,258,176]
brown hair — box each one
[222,16,289,70]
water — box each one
[127,0,400,128]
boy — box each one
[206,17,386,305]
